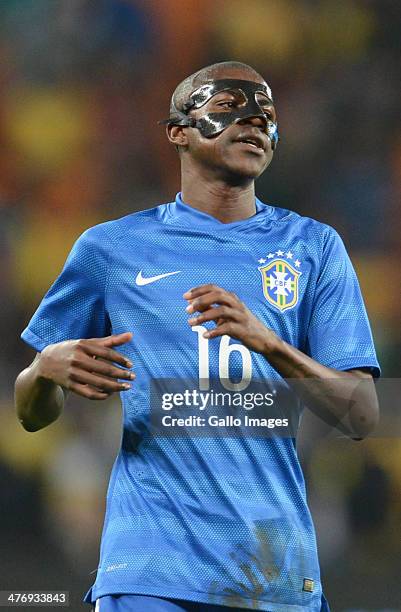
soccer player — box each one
[15,61,380,611]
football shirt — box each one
[22,193,379,611]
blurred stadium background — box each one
[0,1,400,610]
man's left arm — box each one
[184,284,379,440]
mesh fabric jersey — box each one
[22,193,379,611]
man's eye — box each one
[217,101,235,108]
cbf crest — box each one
[257,250,302,312]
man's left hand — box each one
[184,284,277,354]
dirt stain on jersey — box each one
[208,526,280,609]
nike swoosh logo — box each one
[135,270,181,286]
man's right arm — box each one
[15,353,66,432]
[15,333,135,432]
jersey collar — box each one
[166,192,274,231]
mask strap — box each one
[158,111,196,128]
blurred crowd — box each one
[0,1,400,609]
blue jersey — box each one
[22,193,379,611]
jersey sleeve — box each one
[306,227,380,377]
[21,226,112,352]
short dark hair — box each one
[170,61,264,117]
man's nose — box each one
[237,114,267,129]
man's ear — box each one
[166,124,188,148]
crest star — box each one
[295,259,301,267]
[267,253,275,259]
[258,258,266,264]
[286,251,293,259]
[276,250,284,256]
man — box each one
[15,61,379,611]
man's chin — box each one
[220,160,269,182]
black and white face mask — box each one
[162,78,279,150]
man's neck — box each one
[180,167,256,224]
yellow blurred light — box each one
[4,87,92,172]
[307,0,375,65]
[213,0,305,65]
[0,403,66,475]
[13,211,97,304]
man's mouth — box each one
[234,134,266,151]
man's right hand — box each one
[37,332,135,400]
